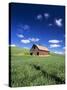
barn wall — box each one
[39,50,49,55]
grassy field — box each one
[9,47,65,87]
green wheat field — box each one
[9,47,65,87]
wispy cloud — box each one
[55,18,62,27]
[21,39,30,44]
[48,23,53,26]
[29,38,40,42]
[48,39,62,43]
[10,44,16,47]
[37,13,49,20]
[54,51,64,55]
[17,34,24,38]
[44,13,49,18]
[23,47,29,49]
[18,24,30,31]
[37,14,42,20]
[50,44,61,48]
[23,25,30,30]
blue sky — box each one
[10,3,65,54]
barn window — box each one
[33,46,35,49]
[37,52,39,55]
[30,53,33,55]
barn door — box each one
[37,52,39,55]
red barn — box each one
[30,44,49,56]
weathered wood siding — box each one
[38,50,49,55]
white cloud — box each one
[10,44,16,47]
[50,44,61,48]
[48,40,62,43]
[55,18,62,27]
[29,38,40,42]
[21,39,30,44]
[44,13,49,18]
[21,37,40,44]
[54,51,64,55]
[37,14,42,20]
[17,34,24,38]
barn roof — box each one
[35,44,49,51]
